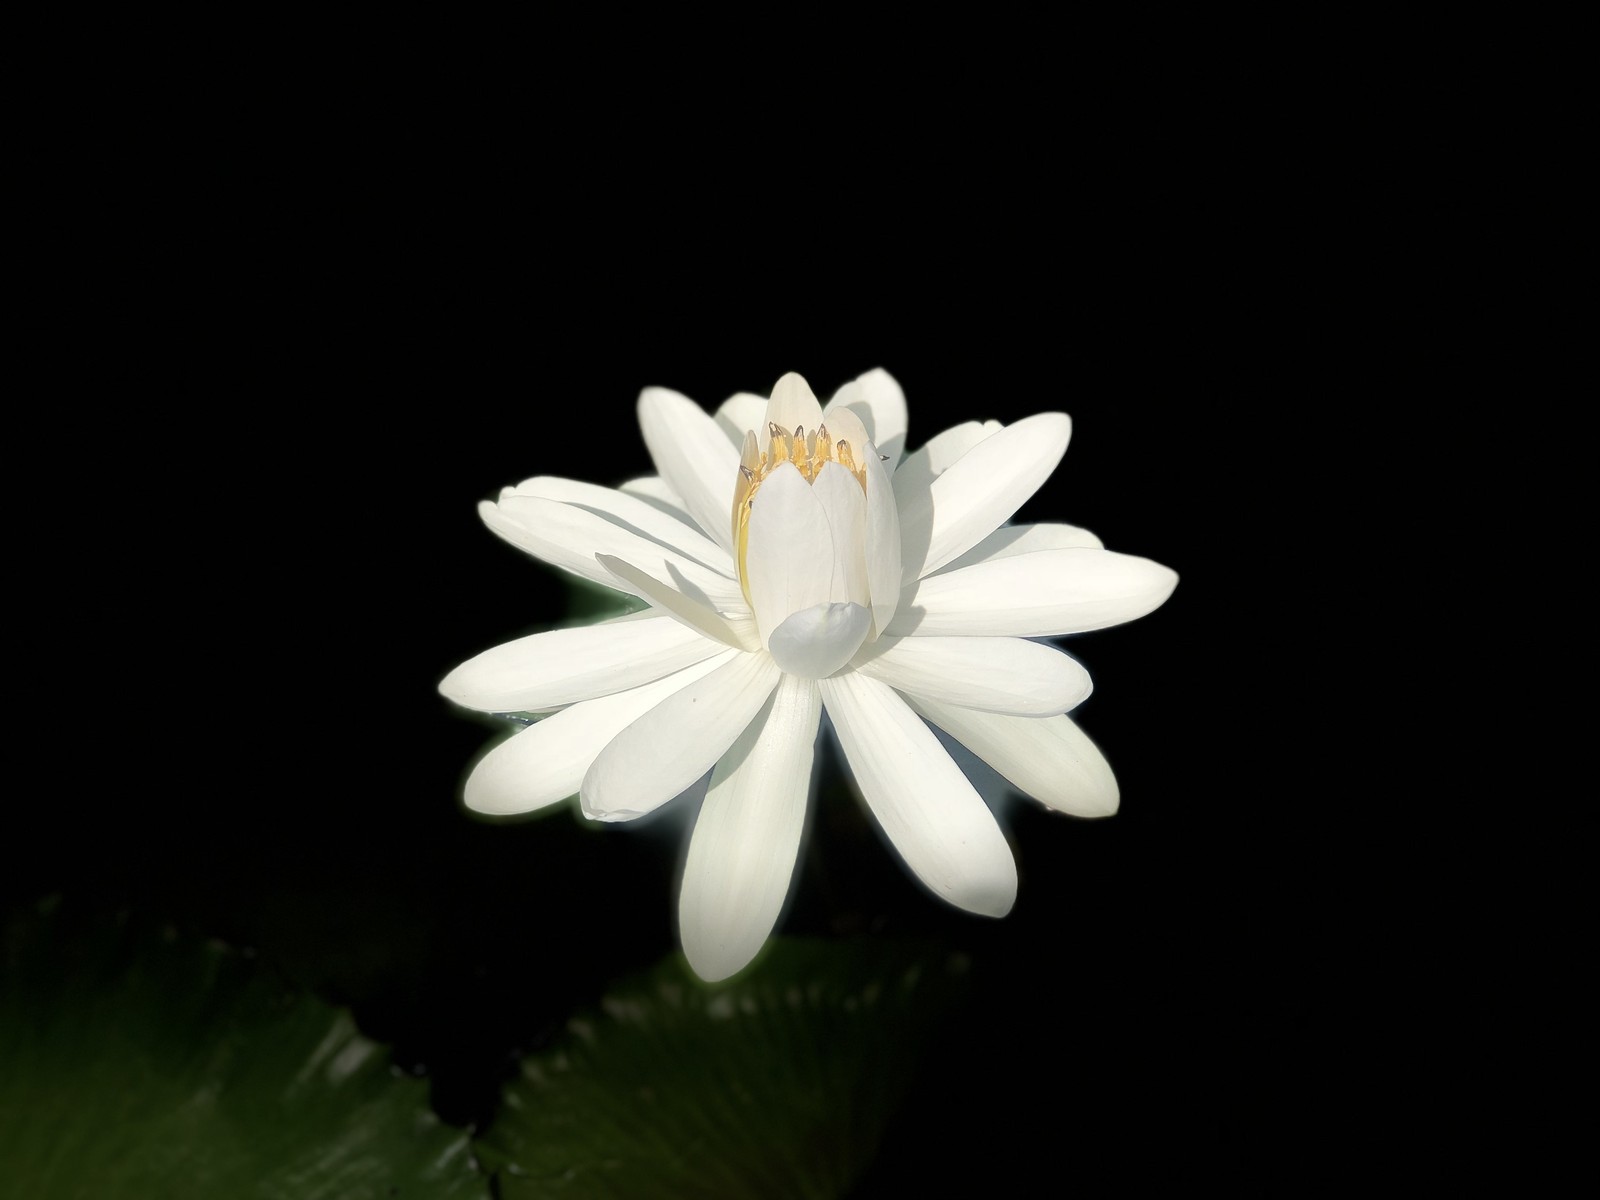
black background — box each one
[17,88,1320,1192]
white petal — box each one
[910,413,1072,578]
[888,548,1178,637]
[933,521,1103,576]
[596,554,756,651]
[818,672,1016,917]
[811,461,869,608]
[678,673,821,981]
[637,387,740,554]
[581,651,781,822]
[484,496,746,612]
[502,476,731,573]
[742,462,834,644]
[462,652,735,815]
[762,372,824,437]
[891,420,1001,508]
[863,436,902,635]
[826,368,908,468]
[439,616,725,713]
[892,420,1003,583]
[714,392,769,446]
[854,636,1092,717]
[807,407,896,631]
[596,608,661,625]
[618,476,700,530]
[767,601,871,678]
[910,698,1119,818]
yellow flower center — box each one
[732,421,869,608]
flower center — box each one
[732,422,868,601]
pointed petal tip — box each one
[683,951,750,984]
[1150,561,1180,607]
[578,764,666,821]
[436,664,469,706]
[1013,410,1072,452]
[636,384,687,410]
[463,746,570,817]
[1063,777,1120,819]
[577,791,641,823]
[769,371,817,402]
[977,887,1017,919]
[953,862,1018,918]
[764,372,825,438]
[681,936,763,983]
[462,786,539,818]
[1089,792,1121,818]
[637,385,716,440]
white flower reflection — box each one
[441,370,1176,981]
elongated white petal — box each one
[484,496,745,612]
[910,698,1119,818]
[934,521,1103,576]
[679,673,821,981]
[618,476,700,530]
[638,387,740,554]
[854,636,1091,717]
[742,462,834,643]
[768,601,871,678]
[596,608,661,624]
[893,420,1003,583]
[911,413,1072,578]
[888,549,1178,637]
[818,672,1016,917]
[714,392,769,446]
[805,407,895,630]
[596,554,756,651]
[463,653,735,815]
[863,436,902,634]
[811,461,869,607]
[891,420,1001,509]
[440,617,724,713]
[763,372,825,437]
[501,476,731,573]
[581,651,781,822]
[826,368,908,467]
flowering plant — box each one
[442,370,1176,980]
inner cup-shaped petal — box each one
[742,462,836,641]
[734,374,886,674]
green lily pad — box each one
[476,938,969,1199]
[0,904,484,1199]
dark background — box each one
[18,92,1314,1191]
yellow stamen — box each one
[768,422,790,468]
[813,424,834,473]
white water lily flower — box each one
[441,370,1176,981]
